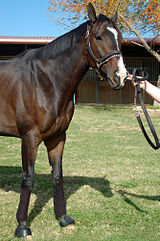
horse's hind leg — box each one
[14,130,40,238]
[44,133,75,227]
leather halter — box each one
[85,24,121,74]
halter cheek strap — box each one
[85,24,121,74]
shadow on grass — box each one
[118,189,160,213]
[0,165,113,225]
[2,166,159,225]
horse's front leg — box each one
[44,133,75,227]
[14,131,40,238]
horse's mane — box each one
[41,21,89,59]
[13,14,119,62]
[14,21,89,61]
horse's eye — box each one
[96,36,102,40]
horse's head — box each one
[86,3,127,89]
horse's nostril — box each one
[114,70,120,82]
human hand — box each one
[127,74,146,89]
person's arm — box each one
[140,80,160,103]
[128,74,160,103]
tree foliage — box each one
[48,0,160,62]
[48,0,160,37]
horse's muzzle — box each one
[107,71,125,90]
[107,77,120,90]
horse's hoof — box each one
[59,215,75,227]
[14,224,32,238]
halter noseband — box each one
[85,24,121,74]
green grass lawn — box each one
[0,104,160,241]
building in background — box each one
[0,36,159,104]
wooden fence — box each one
[0,56,159,104]
[77,57,159,104]
[77,81,155,104]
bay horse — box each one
[0,3,127,238]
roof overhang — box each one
[0,36,159,45]
[0,36,56,44]
[122,38,160,45]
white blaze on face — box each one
[107,27,127,86]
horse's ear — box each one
[87,3,97,23]
[111,12,118,22]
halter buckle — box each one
[96,62,101,69]
[85,30,90,39]
[85,24,91,39]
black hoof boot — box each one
[14,221,32,238]
[59,215,75,227]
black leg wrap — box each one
[59,215,75,227]
[16,188,31,223]
[14,221,31,238]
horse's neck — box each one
[67,43,88,81]
[53,40,88,89]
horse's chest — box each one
[41,100,74,139]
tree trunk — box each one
[119,14,160,62]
